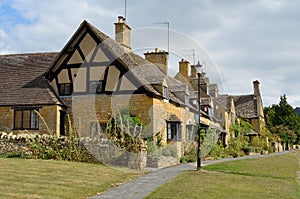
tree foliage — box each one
[264,95,300,144]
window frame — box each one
[89,80,104,94]
[185,94,189,106]
[186,124,196,141]
[163,86,169,99]
[58,83,72,96]
[167,122,182,141]
[13,108,39,130]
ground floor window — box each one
[14,108,39,130]
[167,122,181,141]
[186,124,197,141]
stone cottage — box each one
[0,16,265,158]
[0,17,214,158]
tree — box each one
[264,95,300,144]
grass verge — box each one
[0,158,140,199]
[145,151,300,199]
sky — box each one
[0,0,299,107]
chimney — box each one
[209,84,219,97]
[179,59,190,80]
[190,64,197,78]
[114,16,131,51]
[144,48,169,75]
[253,80,260,96]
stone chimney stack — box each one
[144,48,169,76]
[190,64,197,78]
[209,84,219,97]
[114,16,131,51]
[253,80,260,96]
[179,59,190,80]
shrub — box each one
[181,144,197,163]
[242,146,262,154]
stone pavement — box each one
[89,163,195,199]
[89,151,294,199]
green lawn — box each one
[0,158,140,199]
[145,152,300,199]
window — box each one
[167,122,181,141]
[163,86,168,99]
[186,124,196,141]
[90,81,104,94]
[185,95,189,106]
[14,108,39,130]
[58,83,72,95]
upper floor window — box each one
[14,108,39,130]
[58,83,72,95]
[163,86,168,99]
[185,95,189,106]
[167,122,181,141]
[90,81,104,94]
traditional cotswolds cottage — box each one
[0,17,212,158]
[0,17,265,158]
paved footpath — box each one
[89,151,294,199]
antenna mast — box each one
[154,21,170,57]
[191,49,195,65]
[124,0,127,19]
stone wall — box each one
[0,132,29,155]
[62,93,198,159]
[146,156,178,168]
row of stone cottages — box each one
[0,16,265,158]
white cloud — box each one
[1,0,300,107]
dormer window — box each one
[185,94,189,106]
[163,86,168,99]
[58,83,72,95]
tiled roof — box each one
[0,53,63,106]
[215,94,233,110]
[232,94,258,118]
[50,20,196,107]
[86,20,196,105]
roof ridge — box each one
[0,52,58,57]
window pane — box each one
[167,122,182,141]
[30,110,39,129]
[59,83,71,95]
[177,124,181,140]
[163,86,168,99]
[23,110,30,129]
[14,110,22,129]
[167,123,171,140]
[90,81,103,93]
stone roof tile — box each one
[0,53,63,106]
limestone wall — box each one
[0,105,62,136]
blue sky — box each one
[1,0,300,107]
